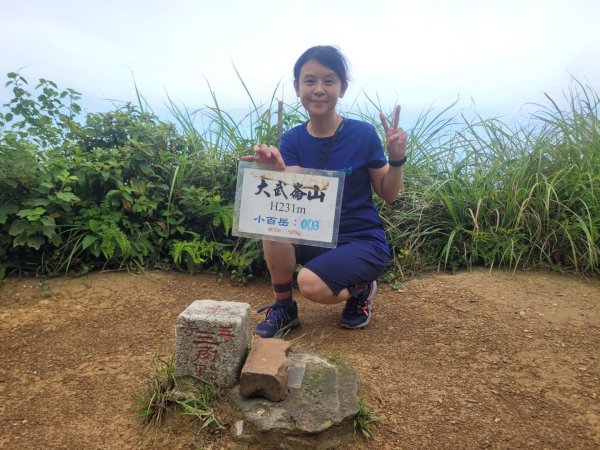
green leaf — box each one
[40,216,56,227]
[26,236,45,250]
[42,223,58,240]
[106,189,122,198]
[88,219,101,232]
[9,219,31,236]
[81,234,98,250]
[39,182,55,191]
[12,234,44,250]
[55,191,80,203]
[139,162,155,177]
[122,191,134,203]
[17,207,46,220]
[0,204,18,224]
[130,177,145,194]
[23,198,50,207]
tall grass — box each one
[370,79,599,278]
[167,67,306,160]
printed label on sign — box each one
[233,162,345,247]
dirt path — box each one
[1,268,599,449]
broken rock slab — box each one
[230,351,360,449]
[239,337,291,401]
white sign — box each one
[232,162,345,248]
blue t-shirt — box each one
[279,118,389,249]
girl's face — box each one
[294,59,348,119]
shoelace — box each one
[343,297,368,316]
[344,286,371,316]
[356,297,370,315]
[257,303,293,324]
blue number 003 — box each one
[300,219,320,231]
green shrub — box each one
[0,72,263,280]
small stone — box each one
[235,420,244,436]
[4,415,23,421]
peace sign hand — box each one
[379,105,408,160]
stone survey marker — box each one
[175,300,250,388]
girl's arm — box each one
[370,163,404,203]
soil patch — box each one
[1,268,599,449]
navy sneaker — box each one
[255,300,300,338]
[339,281,377,329]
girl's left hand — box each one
[241,144,286,171]
[379,105,408,160]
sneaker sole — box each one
[339,281,377,329]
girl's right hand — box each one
[241,144,286,171]
[379,105,408,161]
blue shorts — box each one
[295,238,390,296]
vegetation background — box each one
[0,71,598,282]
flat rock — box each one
[230,351,359,449]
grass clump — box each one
[136,356,176,427]
[326,349,358,367]
[135,356,223,430]
[354,395,380,440]
[328,350,344,365]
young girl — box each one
[242,45,407,338]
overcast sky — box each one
[1,0,599,127]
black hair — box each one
[293,45,349,85]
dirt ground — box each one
[1,268,599,449]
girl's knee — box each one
[297,268,326,300]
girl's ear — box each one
[340,81,349,98]
[294,80,300,96]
